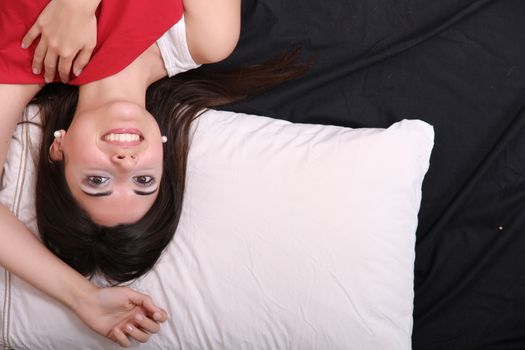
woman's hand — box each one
[21,0,100,83]
[73,286,169,347]
[0,202,168,348]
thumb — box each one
[128,291,168,321]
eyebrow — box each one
[81,189,158,197]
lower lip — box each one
[102,128,144,146]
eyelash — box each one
[87,176,109,186]
[86,176,155,187]
[134,175,155,187]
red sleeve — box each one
[0,0,183,85]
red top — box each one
[0,0,183,85]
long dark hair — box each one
[32,48,309,284]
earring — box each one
[53,130,62,138]
[161,136,168,143]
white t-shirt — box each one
[156,16,201,77]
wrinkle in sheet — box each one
[329,272,374,336]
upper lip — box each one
[101,128,144,147]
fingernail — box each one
[153,312,161,321]
[21,42,28,49]
[73,68,82,76]
[32,67,39,75]
[126,324,134,332]
[114,328,122,336]
[44,76,51,83]
[135,314,144,322]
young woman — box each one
[1,0,306,346]
[0,0,238,346]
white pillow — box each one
[0,106,434,350]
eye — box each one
[86,176,110,186]
[133,175,155,187]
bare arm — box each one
[0,83,92,327]
[0,203,97,313]
[183,0,241,64]
[0,84,41,169]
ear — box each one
[49,130,66,162]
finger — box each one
[72,46,94,76]
[151,309,169,322]
[124,323,151,344]
[21,23,41,49]
[128,292,168,322]
[134,313,160,334]
[43,50,59,83]
[128,292,159,314]
[32,39,47,75]
[112,327,131,348]
[57,56,74,83]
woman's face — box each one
[50,101,164,226]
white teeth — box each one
[104,133,140,142]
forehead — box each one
[76,191,158,226]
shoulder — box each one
[185,19,240,64]
[156,16,202,77]
[182,0,241,64]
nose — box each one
[111,153,138,171]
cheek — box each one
[141,145,164,171]
[64,134,105,165]
[65,147,106,167]
[63,123,102,161]
[63,161,82,199]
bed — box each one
[1,0,525,349]
[220,0,525,348]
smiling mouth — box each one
[102,128,144,146]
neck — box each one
[76,44,167,114]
